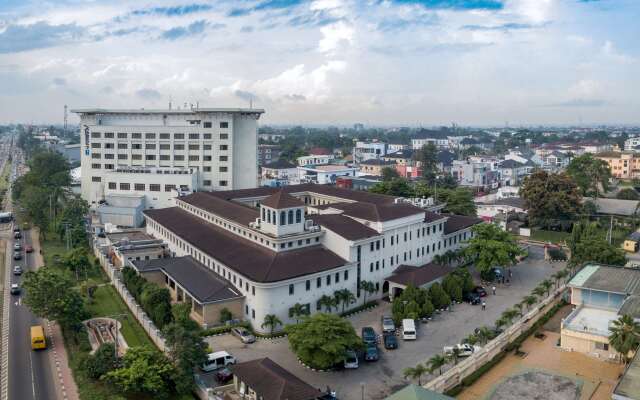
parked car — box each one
[343,350,359,369]
[383,333,398,350]
[13,251,21,260]
[10,283,20,295]
[443,343,481,357]
[13,231,21,239]
[473,286,487,297]
[364,343,379,361]
[13,227,20,234]
[13,265,22,275]
[463,292,481,305]
[381,315,395,333]
[215,367,233,384]
[231,327,256,344]
[24,245,33,253]
[361,326,377,345]
[402,319,417,340]
[13,243,21,251]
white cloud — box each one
[318,21,354,53]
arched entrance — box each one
[382,281,389,294]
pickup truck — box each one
[443,343,482,357]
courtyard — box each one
[456,305,624,400]
[204,245,564,400]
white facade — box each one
[298,165,357,184]
[353,141,388,163]
[412,138,449,150]
[296,155,333,166]
[625,137,640,151]
[73,108,264,207]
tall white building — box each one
[72,108,264,208]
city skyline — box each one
[0,0,638,125]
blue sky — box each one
[0,0,638,125]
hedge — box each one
[200,321,252,337]
[340,301,378,318]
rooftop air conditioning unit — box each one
[304,220,314,230]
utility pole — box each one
[608,215,614,245]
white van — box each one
[402,319,416,340]
[201,351,236,372]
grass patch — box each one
[531,229,570,244]
[86,285,153,348]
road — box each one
[1,136,58,400]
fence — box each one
[424,284,567,393]
[93,245,167,353]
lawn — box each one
[86,285,153,348]
[41,235,109,286]
[531,229,570,244]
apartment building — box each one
[73,108,264,208]
[353,141,389,163]
[595,152,640,180]
[451,159,499,190]
[624,137,640,152]
[257,144,281,166]
[142,184,481,331]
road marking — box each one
[1,233,12,400]
[29,350,35,399]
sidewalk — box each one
[30,229,79,400]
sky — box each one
[0,0,638,126]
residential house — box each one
[297,155,334,167]
[388,143,410,153]
[624,137,640,152]
[595,152,640,180]
[437,151,456,174]
[532,150,571,171]
[258,144,282,166]
[358,159,397,176]
[261,159,298,187]
[497,159,534,186]
[451,159,499,190]
[298,164,357,184]
[353,141,389,163]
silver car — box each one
[381,316,395,333]
[231,327,256,344]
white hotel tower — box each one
[72,108,264,209]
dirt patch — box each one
[542,304,573,333]
[490,370,581,400]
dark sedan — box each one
[473,286,487,297]
[463,292,481,305]
[215,367,233,384]
[383,333,398,350]
[364,343,379,361]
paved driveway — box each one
[205,245,563,400]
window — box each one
[289,284,294,295]
[103,143,114,150]
[174,144,185,150]
[91,132,101,138]
[344,270,348,280]
[203,144,212,150]
[220,122,229,128]
[595,342,609,351]
[145,143,156,149]
[203,156,212,161]
[160,133,170,139]
[219,156,228,162]
[376,240,380,250]
[391,236,394,245]
[145,133,156,139]
[317,277,321,288]
[159,144,170,150]
[108,182,116,189]
[252,286,255,295]
[132,144,142,150]
[119,183,130,190]
[370,242,374,251]
[326,275,331,285]
[220,145,228,151]
[203,180,212,186]
[219,166,228,172]
[252,309,255,319]
[105,164,114,169]
[203,166,211,172]
[150,184,160,191]
[203,133,212,139]
[404,232,407,242]
[91,163,101,169]
[174,155,184,161]
[117,132,127,139]
[91,153,101,159]
[288,210,294,224]
[104,132,114,138]
[134,183,145,191]
[219,180,228,186]
[306,280,310,291]
[159,155,170,160]
[220,133,229,140]
[131,133,142,139]
[145,155,155,160]
[370,263,373,272]
[188,155,199,161]
[165,184,176,192]
[189,144,199,150]
[296,209,302,223]
[118,143,128,149]
[280,211,286,225]
[203,122,212,128]
[91,176,101,182]
[189,133,200,140]
[335,272,340,283]
[174,133,184,139]
[91,143,101,149]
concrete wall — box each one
[561,329,617,360]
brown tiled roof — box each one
[261,190,304,209]
[132,256,243,304]
[179,192,258,225]
[309,214,380,241]
[143,207,347,283]
[330,202,425,222]
[443,215,484,235]
[387,263,454,287]
[229,358,321,400]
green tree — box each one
[171,302,200,331]
[442,274,463,302]
[285,313,362,370]
[381,167,400,182]
[83,342,120,380]
[476,326,492,345]
[403,363,429,385]
[317,295,337,313]
[414,143,439,182]
[289,303,308,324]
[532,286,546,299]
[359,280,376,305]
[428,283,451,310]
[463,223,523,279]
[334,289,356,313]
[617,188,640,200]
[22,268,88,330]
[219,307,233,324]
[427,354,447,376]
[500,308,520,326]
[447,347,462,365]
[609,315,640,364]
[441,188,477,216]
[568,222,627,266]
[162,323,208,394]
[261,314,283,335]
[369,178,413,197]
[140,285,173,329]
[520,170,581,229]
[61,247,90,281]
[566,153,611,197]
[522,295,538,310]
[539,279,554,297]
[103,346,175,398]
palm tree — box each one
[609,315,640,364]
[448,347,462,365]
[334,289,356,313]
[540,279,553,296]
[495,317,508,331]
[522,295,538,310]
[500,308,520,326]
[433,254,445,265]
[261,314,283,335]
[557,269,569,284]
[289,303,307,324]
[359,280,376,305]
[532,286,546,299]
[318,295,335,313]
[403,363,429,385]
[465,333,479,346]
[427,354,447,376]
[476,326,492,345]
[514,301,525,317]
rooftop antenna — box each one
[63,104,68,132]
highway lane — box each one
[4,140,58,400]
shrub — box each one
[428,283,451,309]
[219,307,233,324]
[83,343,120,380]
[339,300,378,317]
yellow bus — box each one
[30,325,46,350]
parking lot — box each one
[204,245,563,400]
